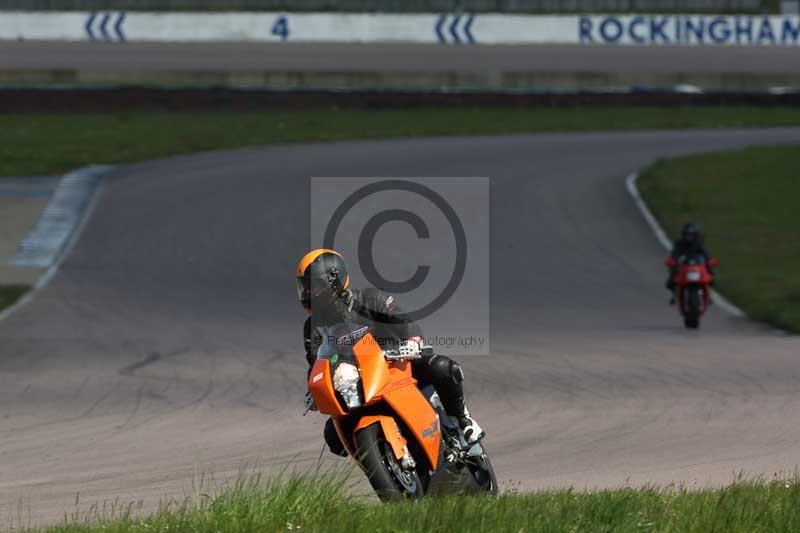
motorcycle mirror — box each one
[665,258,677,267]
[708,258,719,267]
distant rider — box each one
[297,248,484,456]
[666,222,715,304]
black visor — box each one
[296,276,334,305]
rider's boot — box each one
[457,406,485,446]
[438,385,485,446]
[423,354,486,447]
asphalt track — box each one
[3,129,800,525]
[3,41,800,74]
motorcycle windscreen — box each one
[316,322,371,361]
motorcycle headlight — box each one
[332,362,362,409]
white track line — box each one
[0,165,113,323]
[625,171,745,318]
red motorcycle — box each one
[665,254,719,329]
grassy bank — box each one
[639,145,800,332]
[0,285,29,314]
[4,106,800,177]
[38,473,800,533]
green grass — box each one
[32,472,800,533]
[0,285,29,314]
[4,107,800,177]
[639,145,800,332]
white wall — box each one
[1,11,799,46]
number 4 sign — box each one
[272,16,289,40]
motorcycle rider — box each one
[666,222,715,304]
[297,248,484,456]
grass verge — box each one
[4,106,800,177]
[36,472,800,533]
[0,285,29,315]
[638,145,800,332]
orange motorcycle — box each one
[308,322,496,500]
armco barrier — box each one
[1,12,799,45]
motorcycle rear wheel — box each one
[465,446,498,495]
[355,423,424,502]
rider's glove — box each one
[304,391,317,413]
[399,336,424,357]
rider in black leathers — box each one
[297,249,484,457]
[666,222,715,302]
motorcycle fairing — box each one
[381,384,441,470]
[353,415,408,460]
[308,359,347,417]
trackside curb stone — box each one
[0,164,114,323]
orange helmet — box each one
[296,249,350,312]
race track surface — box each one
[3,41,800,74]
[2,129,800,525]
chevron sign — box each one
[435,13,476,44]
[85,12,126,42]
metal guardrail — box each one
[0,0,769,14]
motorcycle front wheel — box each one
[355,423,424,502]
[684,287,701,329]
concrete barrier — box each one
[2,12,799,45]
